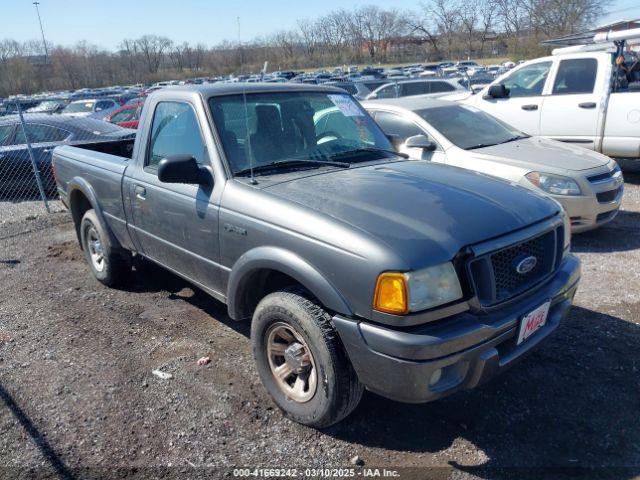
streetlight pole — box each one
[33,2,49,63]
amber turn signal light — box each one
[373,272,408,315]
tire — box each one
[251,290,363,428]
[80,209,131,287]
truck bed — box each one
[53,139,136,251]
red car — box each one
[106,102,144,129]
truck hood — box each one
[472,137,610,172]
[263,161,559,266]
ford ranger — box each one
[52,84,581,427]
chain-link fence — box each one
[0,99,135,266]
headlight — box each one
[526,172,581,196]
[373,263,463,315]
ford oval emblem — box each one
[516,256,538,275]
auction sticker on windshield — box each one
[517,301,550,345]
[328,95,364,117]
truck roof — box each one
[153,82,346,98]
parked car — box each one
[360,66,386,78]
[455,60,480,71]
[0,100,40,116]
[105,102,144,129]
[364,97,623,232]
[351,79,390,99]
[53,84,579,427]
[26,100,69,114]
[0,114,135,197]
[365,79,465,100]
[61,99,119,117]
[322,81,358,96]
[456,74,498,93]
[460,37,640,168]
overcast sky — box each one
[4,0,640,50]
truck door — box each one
[476,61,553,136]
[539,57,603,150]
[127,100,223,294]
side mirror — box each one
[484,84,510,99]
[405,134,437,151]
[158,155,209,185]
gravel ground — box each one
[1,177,640,480]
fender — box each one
[67,177,120,249]
[227,246,353,320]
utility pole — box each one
[237,16,243,72]
[33,2,49,63]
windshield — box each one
[63,101,94,113]
[209,91,394,176]
[416,105,525,150]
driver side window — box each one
[501,62,552,98]
[147,102,205,169]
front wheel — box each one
[251,290,363,428]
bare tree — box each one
[460,0,480,58]
[478,0,497,57]
[0,1,612,97]
[135,35,173,74]
[429,0,462,59]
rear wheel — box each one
[251,290,363,428]
[80,209,131,286]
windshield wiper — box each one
[465,143,499,151]
[497,135,528,145]
[234,159,350,177]
[330,147,409,162]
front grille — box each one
[588,171,614,183]
[468,227,561,307]
[588,166,620,183]
[596,187,620,203]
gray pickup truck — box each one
[53,84,581,427]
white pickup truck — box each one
[457,33,640,167]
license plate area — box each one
[517,301,551,345]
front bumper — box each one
[552,167,624,234]
[556,188,623,233]
[333,254,581,404]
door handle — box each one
[579,102,597,109]
[521,104,539,111]
[134,185,146,200]
[43,148,53,153]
